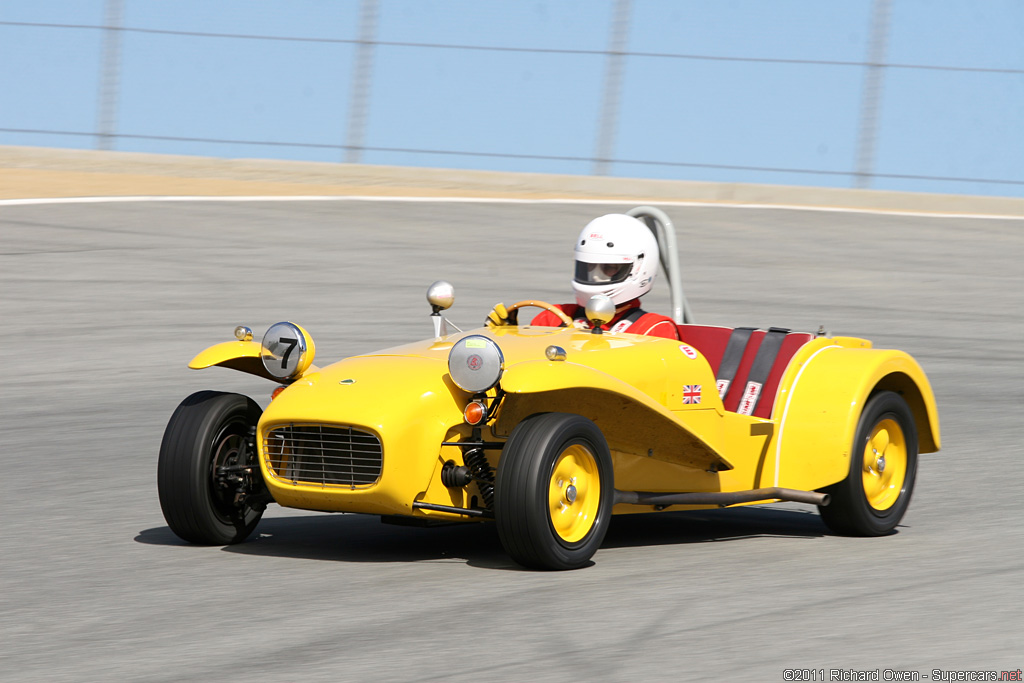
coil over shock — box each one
[441,446,496,510]
[463,448,495,509]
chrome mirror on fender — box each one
[427,280,455,338]
[585,294,615,334]
[427,280,454,312]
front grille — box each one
[263,424,383,488]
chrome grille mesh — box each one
[263,424,382,487]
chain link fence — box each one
[2,0,1022,196]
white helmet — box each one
[571,214,660,307]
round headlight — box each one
[261,321,316,380]
[448,335,504,393]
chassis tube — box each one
[613,487,830,508]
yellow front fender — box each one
[188,341,319,382]
[774,344,940,491]
[494,360,733,473]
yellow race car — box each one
[158,207,940,570]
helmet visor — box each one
[574,260,632,285]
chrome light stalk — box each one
[427,280,455,339]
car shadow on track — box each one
[136,505,829,570]
[604,506,829,550]
[136,513,516,569]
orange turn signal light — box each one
[270,386,286,401]
[464,400,487,425]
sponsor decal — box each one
[467,354,483,371]
[588,232,603,239]
[610,319,632,334]
[736,381,763,415]
[716,378,730,398]
[682,384,702,404]
[679,344,698,360]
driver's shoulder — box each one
[633,311,680,340]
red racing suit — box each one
[531,298,680,340]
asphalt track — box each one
[2,197,1022,682]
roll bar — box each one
[626,206,694,324]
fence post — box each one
[345,0,379,164]
[854,0,891,189]
[593,0,632,176]
[96,0,124,151]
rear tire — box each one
[494,413,613,570]
[158,391,264,544]
[819,391,917,536]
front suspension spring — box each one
[463,447,495,509]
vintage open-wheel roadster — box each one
[158,207,940,570]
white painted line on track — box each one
[1,194,1023,220]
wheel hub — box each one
[548,446,600,543]
[862,418,907,511]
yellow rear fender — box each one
[188,341,319,382]
[774,346,940,491]
[495,360,732,473]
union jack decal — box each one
[682,384,702,404]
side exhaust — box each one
[613,487,830,508]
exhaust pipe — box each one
[613,487,830,508]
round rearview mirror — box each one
[585,294,615,328]
[427,280,455,311]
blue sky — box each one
[1,1,1022,197]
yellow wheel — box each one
[494,413,613,570]
[862,418,907,511]
[548,444,601,544]
[819,391,918,536]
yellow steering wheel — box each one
[505,300,575,326]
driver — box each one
[488,213,680,339]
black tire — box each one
[818,391,918,536]
[494,413,613,570]
[158,391,264,544]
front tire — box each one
[494,413,613,570]
[819,391,918,536]
[158,391,265,545]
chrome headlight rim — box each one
[261,321,315,380]
[448,334,504,394]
